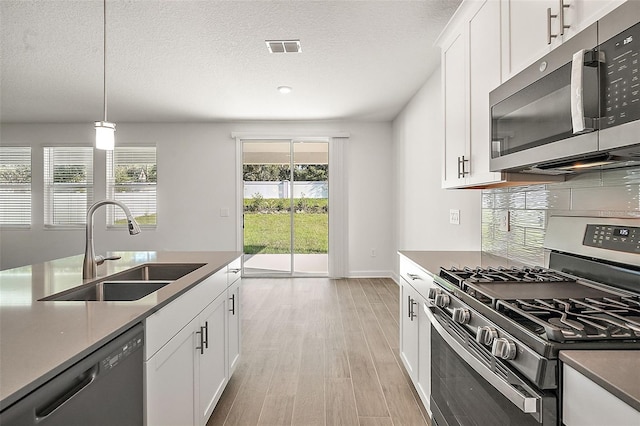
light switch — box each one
[449,209,460,225]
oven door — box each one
[424,304,557,426]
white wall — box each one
[392,67,481,277]
[0,120,394,277]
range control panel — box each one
[600,21,640,129]
[583,224,640,253]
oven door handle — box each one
[423,303,541,415]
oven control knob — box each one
[476,326,498,346]
[492,338,517,360]
[452,308,471,324]
[427,287,441,300]
[434,293,450,308]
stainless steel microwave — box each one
[489,2,640,175]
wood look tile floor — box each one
[207,278,430,426]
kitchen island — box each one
[0,251,241,411]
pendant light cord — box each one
[102,0,108,122]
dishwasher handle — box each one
[35,365,98,420]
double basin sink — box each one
[40,263,206,302]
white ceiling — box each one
[0,0,461,123]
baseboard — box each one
[347,270,394,279]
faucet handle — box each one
[95,255,122,265]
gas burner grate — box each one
[440,266,576,287]
[496,296,640,342]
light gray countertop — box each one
[0,251,241,410]
[560,350,640,412]
[398,250,526,278]
[399,250,640,413]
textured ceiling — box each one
[0,0,461,123]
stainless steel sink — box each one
[41,281,172,301]
[39,263,206,302]
[106,263,206,281]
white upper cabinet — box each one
[501,0,560,78]
[438,0,626,189]
[502,0,627,79]
[468,0,503,186]
[442,32,468,187]
[440,0,504,188]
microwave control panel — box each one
[600,21,640,129]
[583,224,640,253]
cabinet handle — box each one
[406,273,420,281]
[410,298,417,321]
[547,8,558,44]
[559,0,570,36]
[229,294,236,315]
[204,321,209,349]
[457,155,469,178]
[195,328,205,355]
[230,268,241,274]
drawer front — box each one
[145,268,227,360]
[563,365,640,426]
[399,255,434,300]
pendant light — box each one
[95,0,115,150]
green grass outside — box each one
[244,212,328,254]
[115,213,157,225]
[114,208,328,255]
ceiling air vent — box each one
[266,40,302,53]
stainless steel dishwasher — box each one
[0,323,144,426]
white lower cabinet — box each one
[400,282,420,382]
[144,258,241,426]
[197,295,227,425]
[227,278,241,376]
[146,315,198,426]
[399,254,433,415]
[563,364,640,426]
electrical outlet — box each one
[449,209,460,225]
[371,249,377,257]
[499,210,510,232]
[220,208,230,217]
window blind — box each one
[0,147,31,227]
[106,147,157,227]
[44,147,93,226]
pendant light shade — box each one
[95,0,115,150]
[95,121,115,150]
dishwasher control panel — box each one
[101,333,144,372]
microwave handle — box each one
[570,49,599,134]
[570,49,587,134]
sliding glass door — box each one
[242,139,328,276]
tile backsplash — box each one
[482,167,640,266]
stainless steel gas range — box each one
[425,216,640,426]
